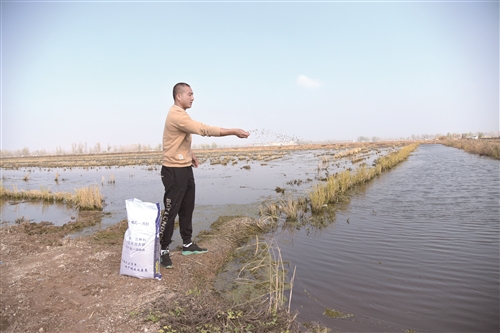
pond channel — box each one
[273,144,499,332]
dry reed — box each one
[441,139,500,159]
[261,144,419,219]
[235,236,294,314]
[148,215,305,332]
[72,185,104,210]
[309,143,418,212]
[0,184,104,210]
[334,147,362,159]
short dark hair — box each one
[173,82,190,101]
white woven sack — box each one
[120,198,162,280]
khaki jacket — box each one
[162,105,221,167]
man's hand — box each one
[235,129,250,138]
[191,153,199,168]
[220,128,250,138]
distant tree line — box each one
[194,142,218,149]
[1,141,226,157]
[0,142,163,157]
[1,141,227,157]
[355,131,499,143]
[3,132,497,157]
[443,132,494,140]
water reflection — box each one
[0,199,77,226]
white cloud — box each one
[296,75,323,88]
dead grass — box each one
[333,147,362,159]
[72,185,104,210]
[143,215,311,333]
[260,143,419,220]
[309,143,418,212]
[441,139,500,159]
[0,184,104,210]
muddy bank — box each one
[0,214,308,333]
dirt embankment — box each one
[0,215,300,333]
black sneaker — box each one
[182,243,208,255]
[160,250,172,269]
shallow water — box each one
[276,144,499,332]
[0,200,78,225]
[1,148,378,245]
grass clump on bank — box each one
[440,139,500,159]
[134,216,311,333]
[0,184,104,210]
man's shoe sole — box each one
[182,250,208,256]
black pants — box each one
[159,166,195,248]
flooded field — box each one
[0,143,398,245]
[2,142,497,332]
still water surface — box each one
[1,149,347,242]
[277,144,499,332]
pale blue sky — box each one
[2,1,498,151]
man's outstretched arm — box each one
[220,128,250,138]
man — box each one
[159,82,250,269]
